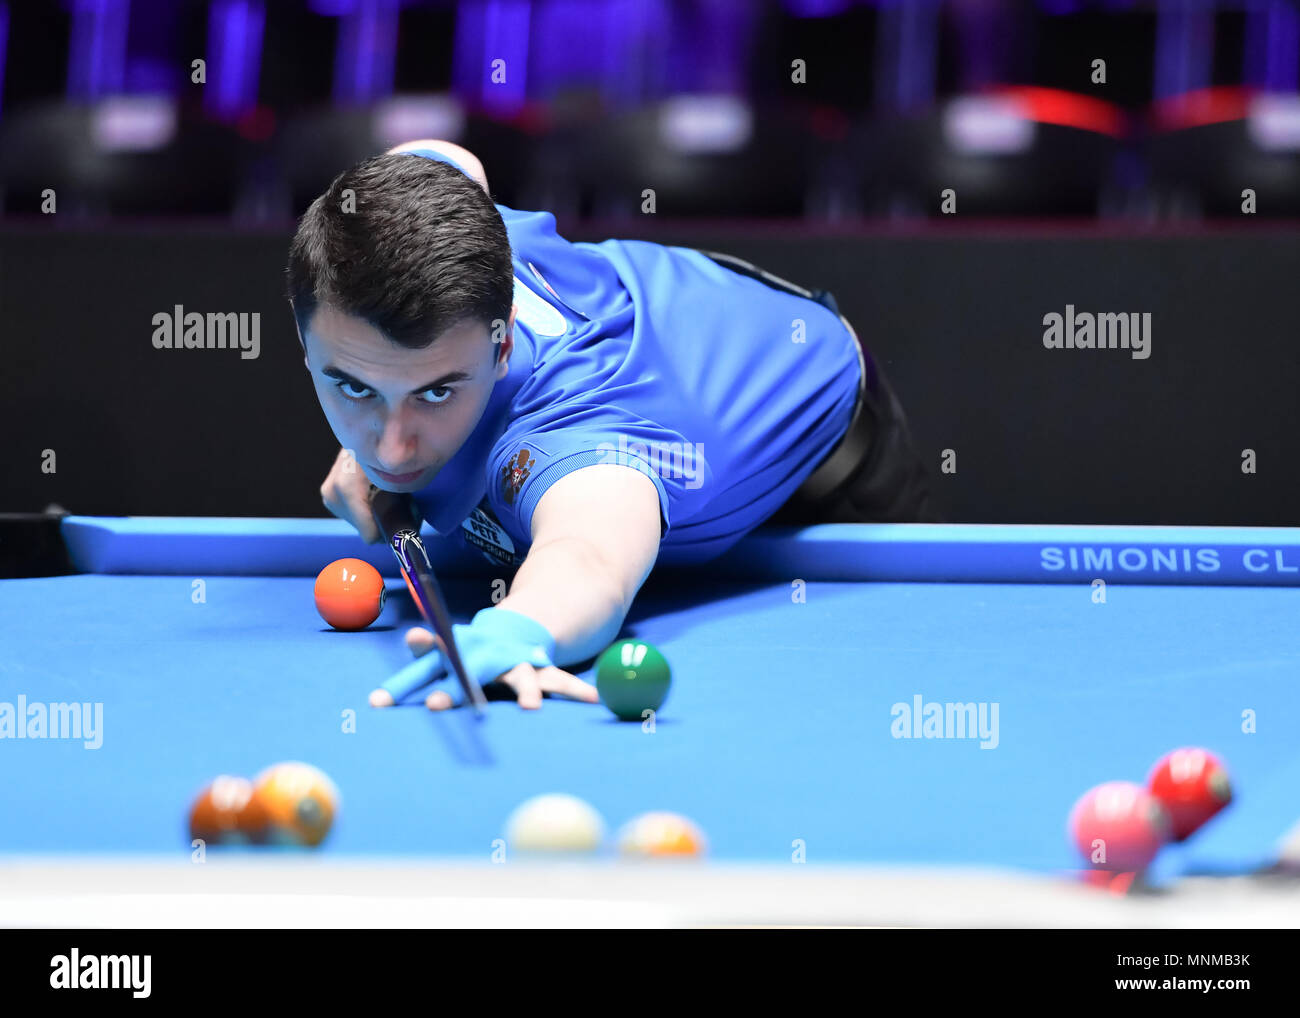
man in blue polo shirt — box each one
[287,140,936,711]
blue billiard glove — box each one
[380,607,558,705]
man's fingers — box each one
[425,689,455,711]
[499,662,544,710]
[403,633,595,711]
[349,490,383,544]
[380,649,445,703]
[370,630,442,707]
[533,667,599,703]
[489,664,594,709]
[405,626,438,656]
[321,446,385,544]
[320,486,345,520]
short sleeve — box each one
[487,415,712,545]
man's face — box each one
[300,303,515,492]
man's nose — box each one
[374,410,418,469]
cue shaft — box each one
[369,487,486,714]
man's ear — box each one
[289,301,311,370]
[494,305,517,376]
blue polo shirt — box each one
[406,150,861,566]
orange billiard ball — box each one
[617,811,707,858]
[314,558,386,631]
[252,762,340,847]
[188,775,269,846]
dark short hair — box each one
[286,153,513,350]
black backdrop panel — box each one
[1,224,1296,525]
[0,225,334,518]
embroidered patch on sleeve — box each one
[500,448,536,507]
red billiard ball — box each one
[252,762,340,847]
[314,558,386,631]
[1068,781,1171,872]
[188,775,269,846]
[1146,747,1233,841]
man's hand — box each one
[320,448,381,543]
[369,608,599,711]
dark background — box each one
[3,222,1296,524]
[1,0,1297,525]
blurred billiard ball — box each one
[505,793,606,854]
[252,762,340,847]
[1068,781,1170,872]
[188,775,269,846]
[1146,747,1233,841]
[617,811,706,858]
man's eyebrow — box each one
[321,366,472,394]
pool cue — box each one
[369,485,487,716]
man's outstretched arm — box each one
[380,462,664,711]
[500,463,663,666]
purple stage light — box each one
[781,0,853,16]
[1154,0,1214,100]
[1264,0,1299,93]
[308,0,357,14]
[875,0,939,113]
[495,0,682,109]
[528,0,607,99]
[92,94,177,151]
[454,0,531,113]
[124,57,176,94]
[207,0,265,120]
[659,94,753,154]
[943,95,1035,155]
[373,95,465,149]
[67,0,130,100]
[602,0,671,106]
[675,0,755,95]
[0,2,8,116]
[335,0,400,105]
[1248,93,1300,152]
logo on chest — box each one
[461,504,520,567]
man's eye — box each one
[336,380,373,400]
[418,387,453,405]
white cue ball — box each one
[505,793,606,854]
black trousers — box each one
[697,249,943,526]
[769,359,943,525]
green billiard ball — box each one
[595,640,671,721]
